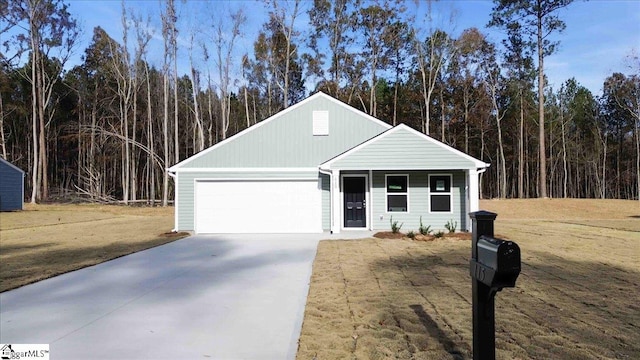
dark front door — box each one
[344,176,366,228]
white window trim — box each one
[385,174,409,213]
[428,173,453,214]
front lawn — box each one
[296,199,639,359]
[0,204,187,292]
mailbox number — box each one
[474,263,485,282]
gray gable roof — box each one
[169,92,391,171]
[320,124,489,170]
[0,157,25,174]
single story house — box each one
[0,157,25,211]
[168,92,489,234]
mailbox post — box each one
[469,211,521,360]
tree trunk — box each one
[30,45,39,203]
[487,77,506,198]
[497,118,506,198]
[602,136,607,199]
[463,87,470,154]
[440,89,445,142]
[561,104,568,198]
[89,90,97,198]
[132,85,138,201]
[479,121,486,199]
[145,64,155,205]
[636,111,640,201]
[190,66,204,152]
[415,41,429,134]
[537,12,547,198]
[519,90,524,198]
[393,77,399,126]
[244,87,250,128]
[162,72,169,207]
[0,94,6,159]
[122,89,130,205]
[173,47,179,165]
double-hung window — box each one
[386,175,408,212]
[429,174,452,213]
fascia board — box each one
[173,167,319,173]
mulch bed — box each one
[373,231,471,241]
[373,231,406,239]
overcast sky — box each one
[66,0,640,97]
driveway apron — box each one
[0,234,334,359]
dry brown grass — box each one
[0,203,187,292]
[297,199,640,360]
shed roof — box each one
[0,157,25,174]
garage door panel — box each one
[195,180,322,233]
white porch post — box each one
[368,169,373,230]
[468,168,480,231]
[331,170,341,233]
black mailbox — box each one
[470,235,521,290]
[469,210,521,360]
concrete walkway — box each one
[0,232,373,360]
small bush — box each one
[390,216,403,233]
[434,230,445,238]
[406,230,416,239]
[419,216,432,235]
[444,220,457,233]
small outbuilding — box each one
[0,157,25,211]
[169,92,489,234]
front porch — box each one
[323,169,481,234]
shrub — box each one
[390,216,403,233]
[444,220,457,233]
[419,216,432,235]
[406,230,416,239]
[434,231,445,238]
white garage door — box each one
[195,180,322,233]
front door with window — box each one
[343,176,366,228]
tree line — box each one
[1,0,638,205]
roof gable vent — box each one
[313,110,329,136]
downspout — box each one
[319,167,333,233]
[467,166,489,231]
[167,169,177,232]
[477,165,489,201]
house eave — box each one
[170,167,320,173]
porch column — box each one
[332,170,341,234]
[468,169,479,231]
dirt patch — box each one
[0,204,187,292]
[297,199,640,359]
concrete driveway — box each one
[0,232,372,359]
